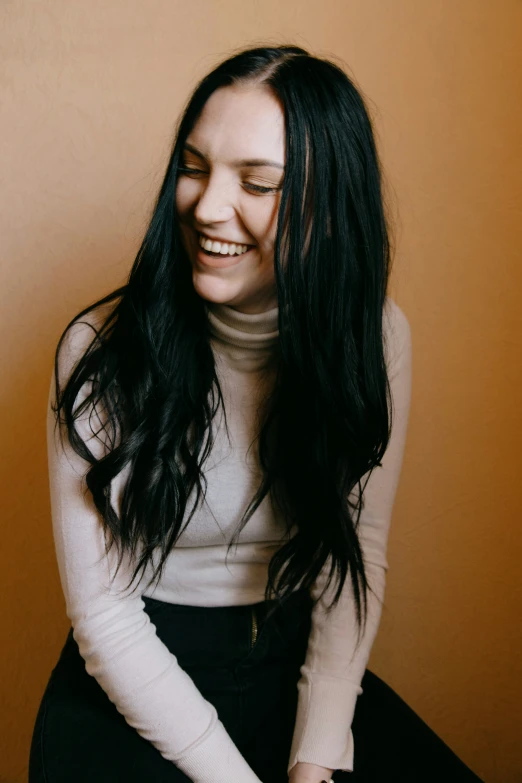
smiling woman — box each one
[30,44,484,783]
[175,85,286,311]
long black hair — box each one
[52,44,395,648]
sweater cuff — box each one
[287,675,363,774]
[174,715,263,783]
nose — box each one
[193,175,235,225]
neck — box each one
[204,300,279,373]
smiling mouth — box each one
[197,232,253,258]
[201,247,249,259]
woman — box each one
[29,45,484,783]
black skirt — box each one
[29,587,484,782]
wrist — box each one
[288,762,335,783]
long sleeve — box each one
[46,318,263,783]
[287,299,413,774]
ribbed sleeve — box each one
[287,300,413,774]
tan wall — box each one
[1,2,520,781]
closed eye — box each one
[177,166,281,195]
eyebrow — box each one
[183,142,285,170]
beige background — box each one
[1,2,521,782]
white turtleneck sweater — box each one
[46,296,412,783]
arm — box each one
[287,299,413,779]
[47,317,262,783]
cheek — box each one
[174,186,184,218]
[175,180,196,218]
[260,199,281,249]
[247,206,279,249]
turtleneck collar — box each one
[204,301,279,373]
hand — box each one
[288,762,335,783]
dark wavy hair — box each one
[52,43,395,648]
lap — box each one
[29,597,483,783]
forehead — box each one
[186,85,286,164]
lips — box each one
[196,244,251,268]
[197,231,254,248]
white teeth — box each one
[198,234,249,256]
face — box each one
[175,84,285,314]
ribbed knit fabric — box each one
[46,296,412,783]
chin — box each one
[192,274,241,307]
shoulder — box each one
[55,301,115,385]
[383,296,412,379]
